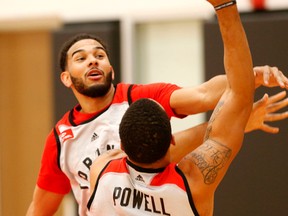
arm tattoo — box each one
[185,139,231,185]
[204,100,224,141]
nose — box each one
[88,55,98,66]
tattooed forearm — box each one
[204,100,224,141]
[185,139,231,184]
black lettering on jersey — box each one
[83,157,93,170]
[95,148,101,156]
[77,145,117,189]
[133,189,144,208]
[113,187,122,205]
[144,194,152,212]
[120,188,131,206]
[112,187,171,215]
[78,157,93,181]
[78,170,88,180]
[151,196,161,214]
[107,144,115,151]
[95,144,115,157]
[161,198,170,216]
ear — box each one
[110,65,115,81]
[60,71,72,88]
[170,135,176,146]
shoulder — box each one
[93,149,126,170]
[90,149,126,189]
[131,82,181,92]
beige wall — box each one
[0,31,62,215]
[1,0,287,23]
[135,20,205,132]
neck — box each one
[127,154,170,170]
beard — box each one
[70,70,113,98]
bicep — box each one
[26,185,64,216]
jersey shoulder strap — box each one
[127,84,134,105]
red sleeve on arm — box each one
[130,83,186,119]
[36,130,71,194]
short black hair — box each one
[119,98,172,164]
[58,33,109,71]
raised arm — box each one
[178,1,254,214]
[191,0,254,183]
[202,0,254,152]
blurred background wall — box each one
[0,0,288,215]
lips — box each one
[87,68,103,78]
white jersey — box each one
[87,157,199,216]
[57,103,129,214]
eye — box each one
[94,53,104,59]
[75,56,85,61]
[94,50,107,59]
[97,54,104,59]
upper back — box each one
[88,157,199,216]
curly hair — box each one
[119,98,172,164]
[58,33,109,72]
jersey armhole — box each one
[53,128,62,170]
[87,160,113,210]
[175,166,200,216]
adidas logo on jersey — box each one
[91,132,99,142]
[135,175,145,182]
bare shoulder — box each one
[90,149,126,191]
[91,149,126,172]
[102,149,126,160]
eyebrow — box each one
[71,46,106,57]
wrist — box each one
[214,0,237,11]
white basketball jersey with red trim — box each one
[88,158,199,216]
[56,102,129,215]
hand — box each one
[254,65,288,89]
[245,91,288,133]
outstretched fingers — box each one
[258,123,279,134]
[245,91,288,133]
[265,91,288,117]
[254,66,288,89]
